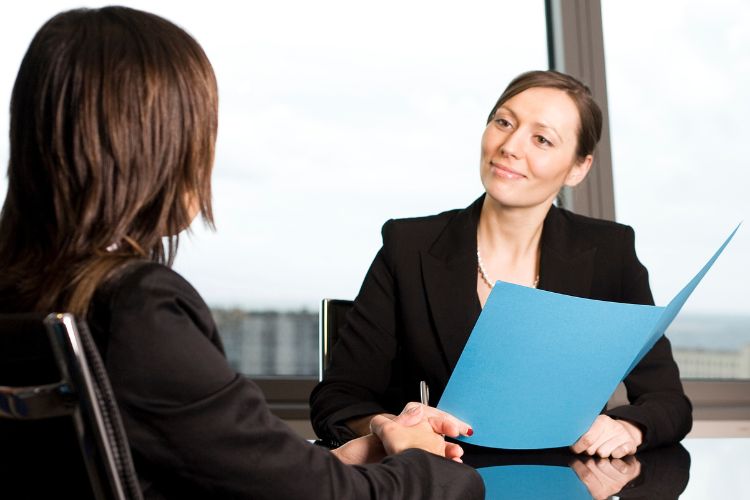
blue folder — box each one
[438,225,739,449]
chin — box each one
[484,187,555,211]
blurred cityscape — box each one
[214,308,318,376]
[212,308,750,380]
[668,314,750,379]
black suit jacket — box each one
[75,262,482,499]
[310,196,692,449]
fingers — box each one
[427,416,461,437]
[600,456,640,481]
[570,457,641,499]
[427,408,472,437]
[369,414,397,437]
[571,459,606,499]
[571,415,639,458]
[593,457,630,481]
[397,402,473,437]
[393,404,424,427]
[571,415,606,454]
[571,457,637,500]
[444,442,465,462]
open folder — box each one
[437,225,740,449]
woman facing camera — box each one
[0,7,483,499]
[310,70,692,458]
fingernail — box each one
[405,405,419,415]
[466,428,474,437]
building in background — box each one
[214,308,317,376]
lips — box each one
[490,161,526,179]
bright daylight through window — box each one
[602,0,750,380]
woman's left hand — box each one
[571,415,643,458]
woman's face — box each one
[479,86,592,210]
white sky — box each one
[1,1,748,317]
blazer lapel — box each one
[538,205,597,297]
[420,201,598,372]
[420,197,483,371]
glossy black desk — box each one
[461,437,749,499]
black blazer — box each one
[78,262,483,499]
[310,196,692,449]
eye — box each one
[535,135,553,147]
[494,117,513,129]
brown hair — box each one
[0,6,218,315]
[486,70,602,160]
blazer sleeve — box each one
[99,264,483,499]
[604,226,693,449]
[310,221,402,444]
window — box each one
[0,1,549,379]
[601,0,750,380]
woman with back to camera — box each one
[310,70,692,458]
[0,6,483,499]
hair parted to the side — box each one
[0,6,218,315]
[486,70,603,161]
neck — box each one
[477,195,552,259]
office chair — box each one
[318,299,354,381]
[0,313,143,500]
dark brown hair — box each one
[0,6,218,315]
[486,70,602,160]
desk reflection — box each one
[463,444,690,499]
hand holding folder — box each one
[438,224,740,449]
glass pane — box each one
[0,1,548,376]
[602,0,750,380]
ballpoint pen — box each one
[419,380,429,406]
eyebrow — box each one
[497,105,565,144]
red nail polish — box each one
[467,428,474,437]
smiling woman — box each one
[310,70,693,459]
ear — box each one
[564,154,593,187]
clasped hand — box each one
[332,403,472,464]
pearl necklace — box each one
[477,247,539,289]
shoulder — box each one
[91,260,218,347]
[545,205,638,253]
[90,261,232,407]
[103,261,205,309]
[382,207,465,245]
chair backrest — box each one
[318,299,354,381]
[0,313,142,500]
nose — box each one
[499,130,522,159]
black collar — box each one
[420,195,598,370]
